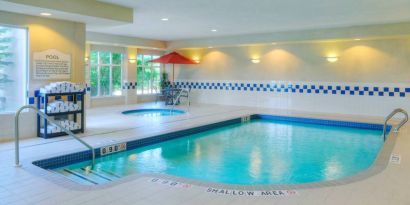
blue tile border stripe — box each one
[175,80,409,98]
[32,114,389,170]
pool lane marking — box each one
[149,178,298,197]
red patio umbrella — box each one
[149,51,198,82]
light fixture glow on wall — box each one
[128,59,136,64]
[326,56,338,63]
[192,57,200,63]
[251,58,260,64]
[211,29,217,32]
[40,12,52,16]
[161,18,169,21]
[84,57,89,62]
[354,38,361,41]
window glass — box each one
[90,65,98,97]
[112,66,122,96]
[136,66,143,94]
[136,54,162,95]
[112,53,122,65]
[0,26,27,113]
[99,52,110,64]
[99,66,110,96]
[89,51,123,97]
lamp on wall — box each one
[128,59,136,64]
[84,56,89,63]
[325,56,338,63]
[251,58,260,64]
[192,57,200,63]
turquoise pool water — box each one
[122,108,185,117]
[54,119,383,185]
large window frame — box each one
[90,51,123,97]
[0,24,28,114]
[136,54,162,95]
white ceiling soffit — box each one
[96,0,410,41]
[0,0,133,29]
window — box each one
[90,51,123,97]
[0,26,27,113]
[136,54,161,94]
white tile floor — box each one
[0,102,409,205]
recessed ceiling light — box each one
[40,12,52,16]
[354,38,361,41]
[161,18,169,21]
[211,29,217,32]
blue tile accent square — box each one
[384,87,389,92]
[364,87,369,91]
[400,92,405,97]
[378,92,384,96]
[336,86,341,90]
[406,88,410,93]
[389,92,394,97]
[373,87,379,91]
[369,91,374,96]
[349,91,355,95]
[34,90,40,97]
[359,91,364,95]
[28,97,35,104]
[341,91,345,95]
[394,87,400,92]
[354,86,360,91]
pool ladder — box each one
[171,88,190,111]
[14,105,95,167]
[383,108,408,141]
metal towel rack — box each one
[14,105,95,167]
[383,108,408,141]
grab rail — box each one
[171,88,190,111]
[14,105,95,167]
[383,108,408,141]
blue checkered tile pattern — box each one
[123,82,137,90]
[175,81,410,98]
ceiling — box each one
[93,0,410,41]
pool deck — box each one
[0,103,409,205]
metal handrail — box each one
[171,88,190,111]
[14,105,95,167]
[383,108,408,141]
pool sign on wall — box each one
[33,49,71,79]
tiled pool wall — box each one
[175,80,410,117]
[32,114,390,170]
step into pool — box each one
[33,115,389,186]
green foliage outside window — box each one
[136,54,162,94]
[90,51,123,96]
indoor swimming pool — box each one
[34,115,387,186]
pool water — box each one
[54,119,383,185]
[122,108,185,117]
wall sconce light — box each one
[128,59,136,64]
[251,58,260,64]
[84,57,89,62]
[192,57,200,63]
[326,56,338,63]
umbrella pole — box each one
[172,64,175,83]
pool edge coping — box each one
[25,113,397,192]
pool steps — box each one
[52,168,120,185]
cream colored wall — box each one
[0,11,86,141]
[177,37,410,83]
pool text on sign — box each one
[100,143,127,156]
